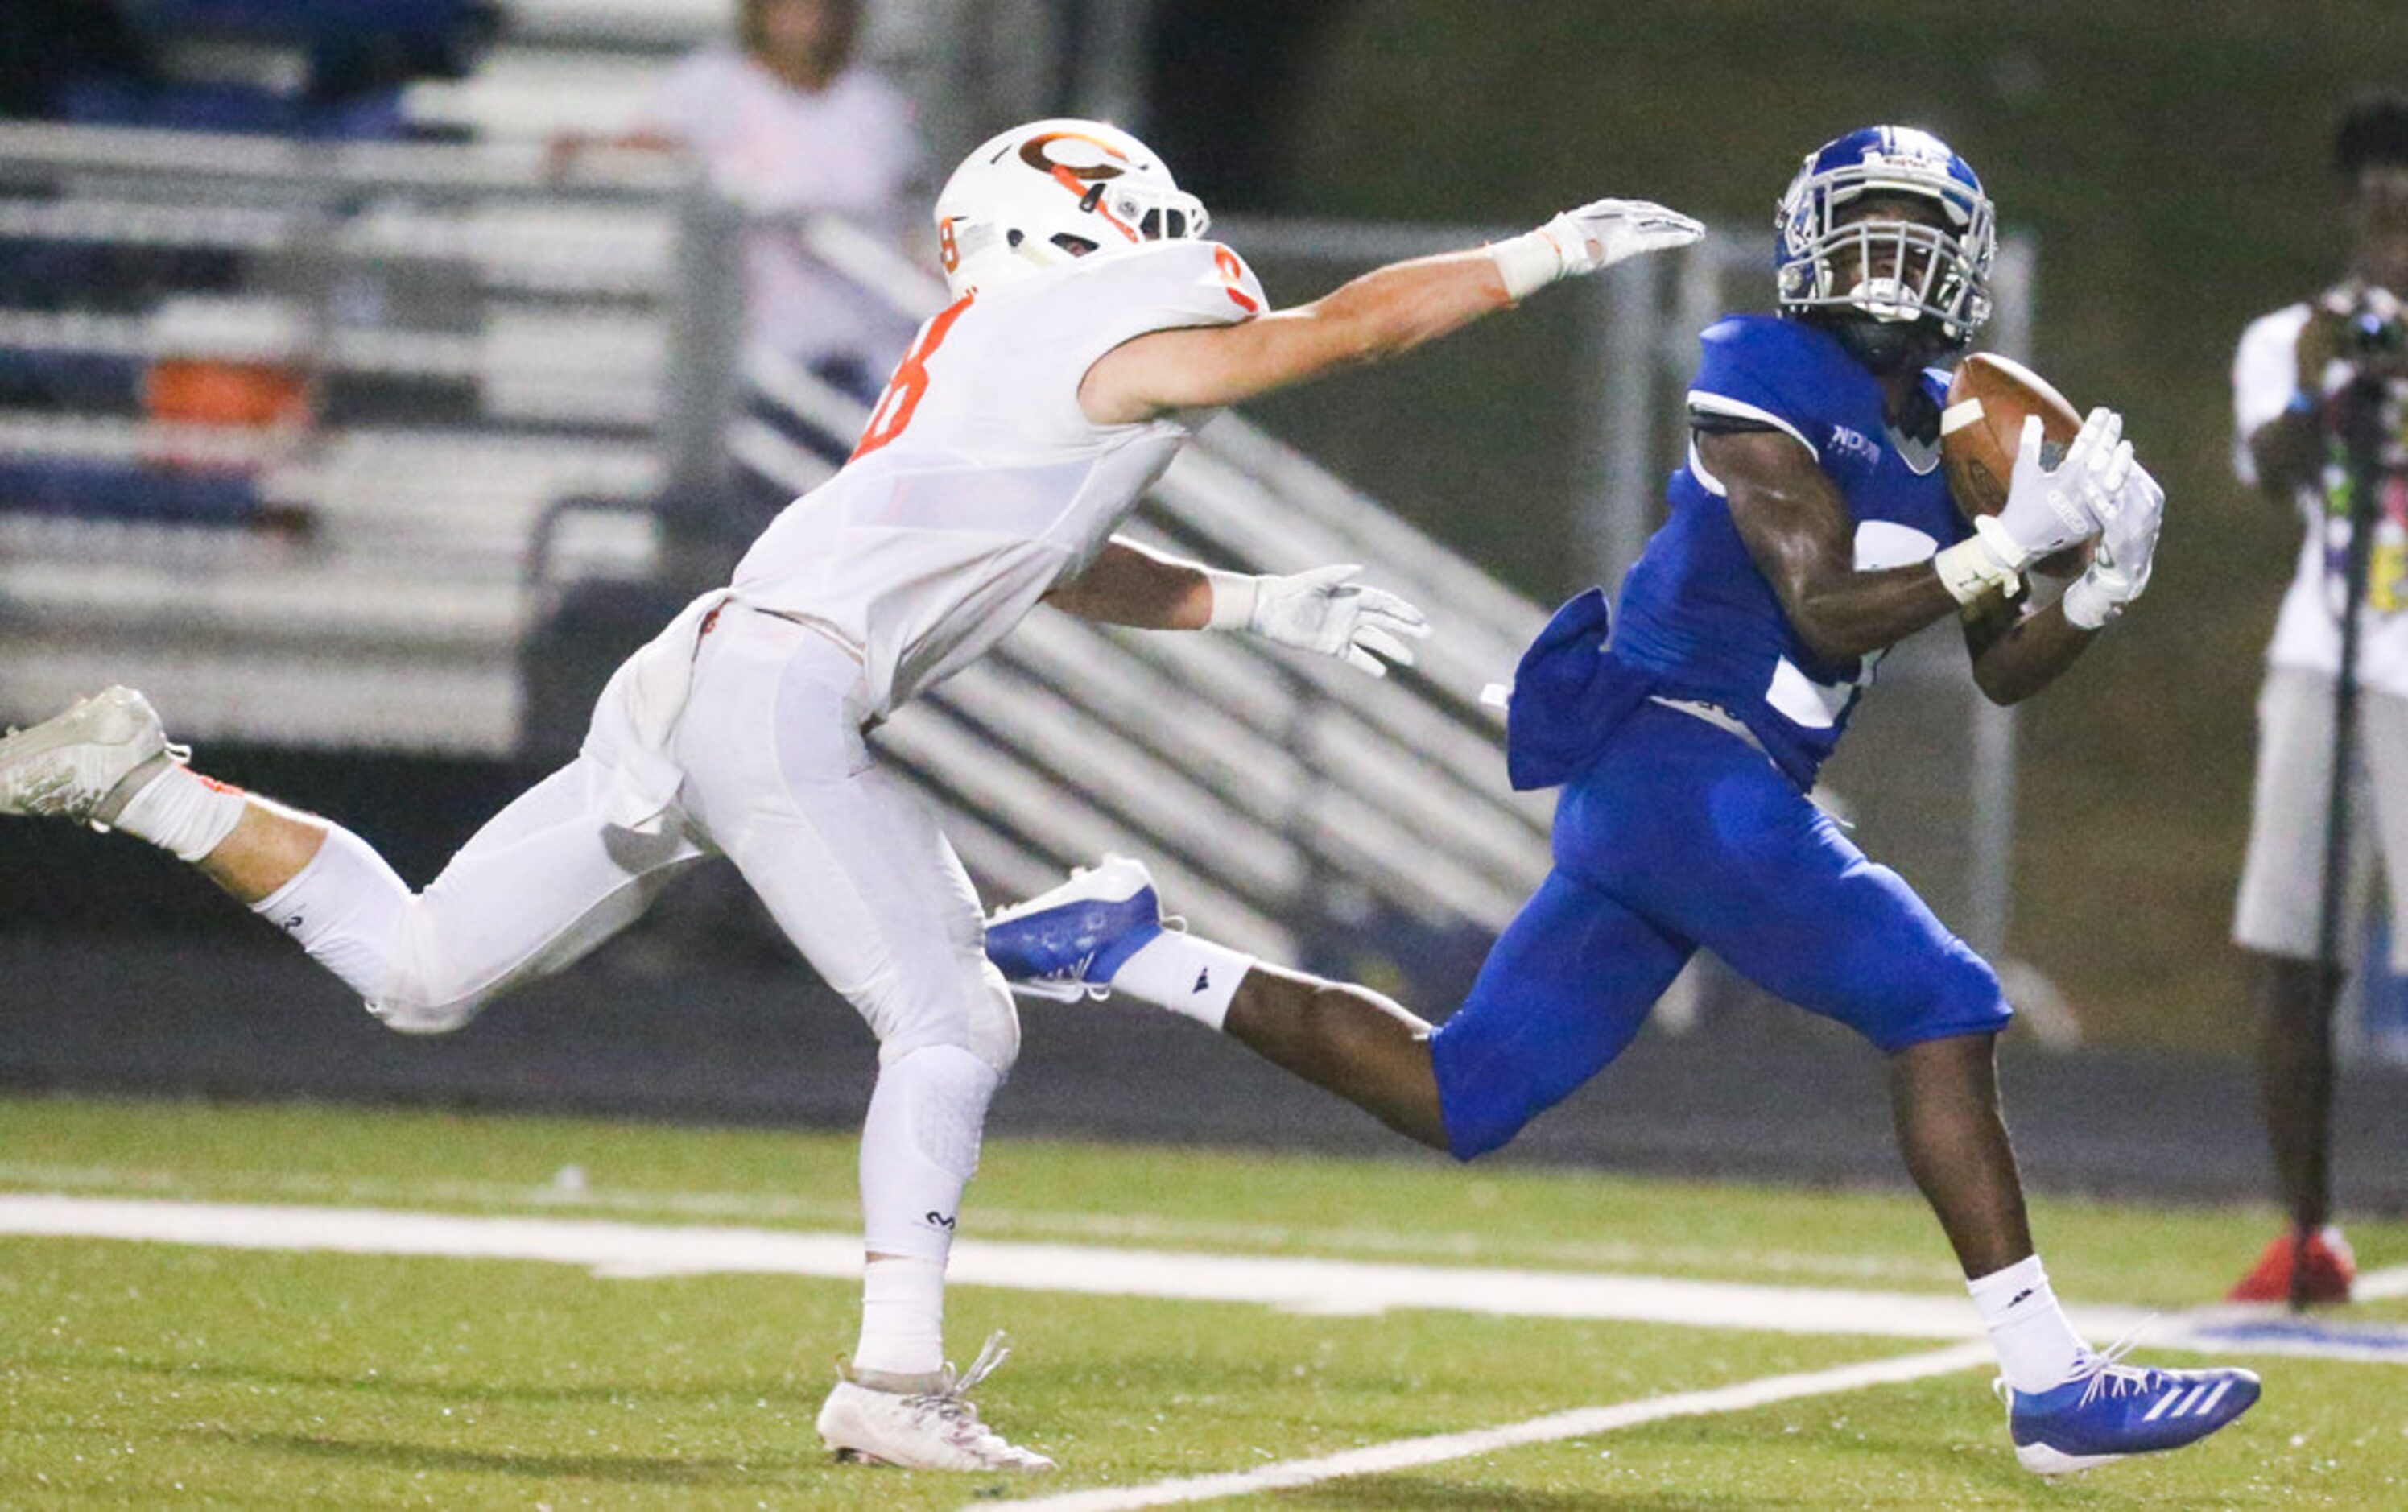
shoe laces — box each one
[2066,1317,2162,1407]
[904,1331,1014,1441]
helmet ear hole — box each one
[1006,229,1025,249]
[1049,233,1099,257]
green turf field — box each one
[2,1095,2403,1508]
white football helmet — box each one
[933,118,1210,299]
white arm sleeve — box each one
[2231,304,2310,489]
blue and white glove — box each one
[1207,564,1431,677]
[2062,448,2166,630]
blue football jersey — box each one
[1607,313,1968,785]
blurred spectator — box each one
[557,1,921,416]
[2224,91,2408,1306]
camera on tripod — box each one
[2348,308,2406,357]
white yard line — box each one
[2354,1262,2408,1301]
[0,1192,2067,1338]
[6,1192,2401,1512]
[6,1193,2405,1367]
[0,1159,1960,1284]
[996,1341,1999,1512]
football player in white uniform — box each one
[0,118,1699,1472]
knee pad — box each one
[860,1043,1002,1261]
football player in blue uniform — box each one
[981,126,2257,1474]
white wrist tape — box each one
[2059,572,2122,630]
[1933,526,2026,607]
[1490,226,1568,302]
[1204,568,1260,631]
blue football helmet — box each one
[1774,126,1995,357]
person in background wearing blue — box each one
[981,126,2265,1477]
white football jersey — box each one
[729,237,1268,716]
[2232,303,2408,697]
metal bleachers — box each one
[0,114,1555,972]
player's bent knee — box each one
[1872,959,2013,1055]
[1435,1102,1531,1165]
[964,960,1022,1076]
[366,991,489,1036]
[365,897,494,1035]
[862,959,1022,1077]
[1429,1047,1536,1162]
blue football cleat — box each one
[2001,1335,2261,1476]
[983,856,1167,1001]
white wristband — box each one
[1933,530,2026,607]
[2059,572,2121,630]
[1489,227,1567,302]
[1971,514,2034,575]
[1204,568,1259,631]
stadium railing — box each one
[733,217,1559,967]
[0,118,2046,1018]
[0,120,1555,983]
[0,120,719,755]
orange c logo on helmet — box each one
[1018,131,1130,183]
[1019,130,1144,243]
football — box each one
[1938,352,2083,518]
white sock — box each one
[1110,932,1254,1030]
[1968,1254,2088,1393]
[853,1256,947,1382]
[114,764,249,862]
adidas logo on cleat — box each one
[1193,968,1211,994]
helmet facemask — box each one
[1776,155,1997,366]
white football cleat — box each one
[0,686,184,831]
[815,1332,1055,1473]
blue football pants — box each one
[1431,702,2010,1159]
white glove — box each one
[1993,407,2125,566]
[1206,564,1431,677]
[1493,199,1704,300]
[1934,408,2126,605]
[2062,449,2166,630]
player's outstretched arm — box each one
[1078,200,1702,425]
[1047,539,1429,676]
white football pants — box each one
[253,606,1021,1075]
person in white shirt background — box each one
[637,0,919,398]
[2225,90,2408,1307]
[556,0,923,521]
